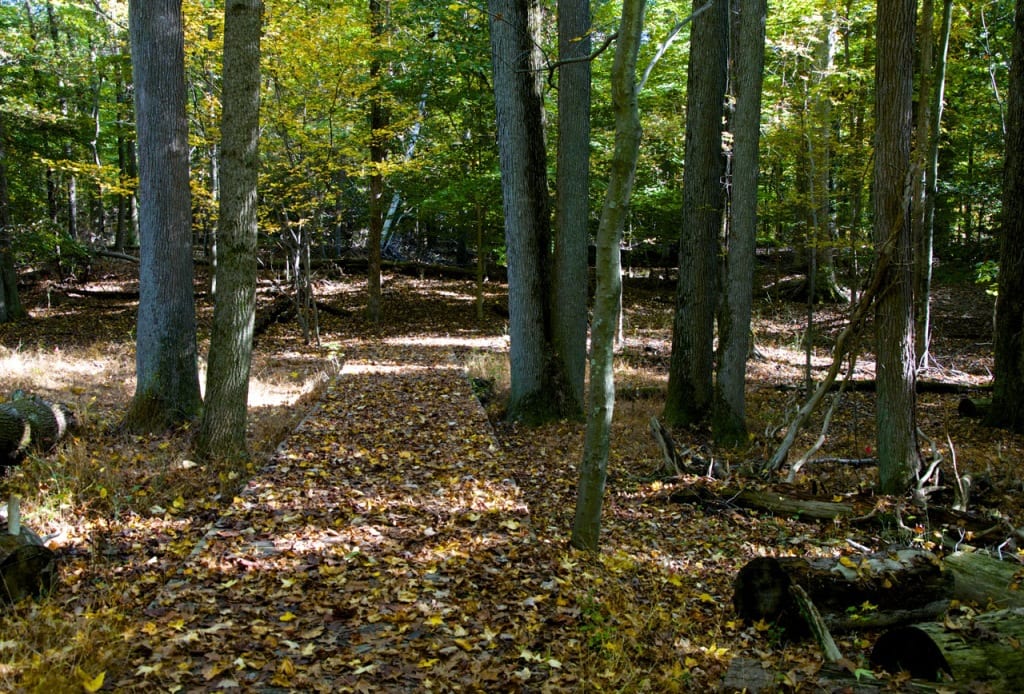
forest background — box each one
[0,0,1021,691]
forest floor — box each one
[0,259,1020,692]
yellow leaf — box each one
[425,614,445,626]
[75,667,105,693]
[399,450,413,459]
[172,495,185,509]
[278,658,296,677]
[141,621,159,635]
[454,638,474,651]
[698,592,716,604]
[500,519,520,530]
[279,611,297,622]
[839,555,858,568]
[418,658,439,668]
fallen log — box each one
[670,483,855,521]
[943,551,1024,609]
[733,550,953,637]
[871,608,1024,688]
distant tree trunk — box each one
[714,0,766,446]
[917,0,953,363]
[124,0,202,432]
[197,0,263,461]
[795,13,843,305]
[990,0,1024,432]
[873,0,919,493]
[0,115,26,323]
[488,0,573,423]
[366,0,387,326]
[571,0,645,552]
[553,0,591,418]
[664,0,729,427]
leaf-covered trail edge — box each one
[120,333,774,692]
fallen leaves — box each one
[0,274,1020,691]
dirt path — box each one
[131,341,571,691]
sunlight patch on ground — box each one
[383,335,508,350]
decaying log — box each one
[943,551,1024,609]
[872,608,1024,687]
[733,550,953,637]
[670,482,854,521]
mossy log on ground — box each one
[871,608,1024,687]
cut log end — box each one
[870,626,952,681]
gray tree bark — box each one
[664,0,729,427]
[553,0,591,418]
[125,0,202,432]
[197,0,263,461]
[571,0,645,552]
[989,0,1024,432]
[873,0,919,493]
[488,0,571,423]
[714,0,766,446]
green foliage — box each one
[11,221,91,275]
[975,259,999,296]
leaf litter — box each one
[0,270,1021,692]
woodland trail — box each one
[134,340,573,692]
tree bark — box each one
[571,0,645,552]
[488,0,571,424]
[943,551,1024,609]
[196,0,263,461]
[990,0,1024,433]
[873,609,1024,686]
[664,0,728,427]
[552,0,591,418]
[0,115,26,324]
[873,0,919,493]
[124,0,202,432]
[714,0,766,445]
[366,0,387,326]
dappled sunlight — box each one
[383,335,508,351]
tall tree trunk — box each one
[916,0,954,366]
[196,0,263,461]
[124,0,202,432]
[553,0,591,418]
[664,0,729,427]
[488,0,571,423]
[366,0,387,326]
[0,115,26,323]
[874,0,919,494]
[990,0,1024,433]
[912,0,935,366]
[571,0,645,552]
[714,0,766,446]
